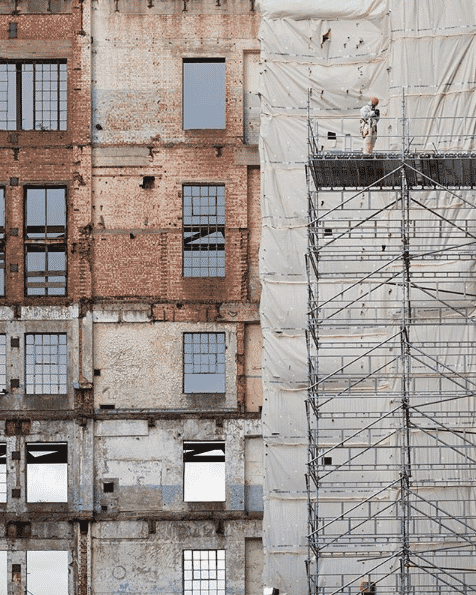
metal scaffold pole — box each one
[306,89,476,595]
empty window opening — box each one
[323,456,333,466]
[26,442,68,502]
[183,550,225,595]
[0,552,5,595]
[25,187,66,296]
[8,23,17,39]
[183,442,225,502]
[99,404,115,410]
[103,482,114,493]
[25,333,67,395]
[27,551,68,595]
[183,59,225,130]
[0,444,5,503]
[327,131,337,140]
[0,61,67,131]
[183,332,226,393]
[183,185,225,278]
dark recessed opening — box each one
[101,505,108,512]
[99,404,115,410]
[324,228,333,237]
[10,337,19,348]
[79,520,89,535]
[323,457,333,466]
[327,131,337,140]
[94,369,101,376]
[12,564,21,573]
[103,482,114,493]
[141,176,155,189]
[8,23,17,38]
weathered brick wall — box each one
[0,3,92,304]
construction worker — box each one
[360,97,380,154]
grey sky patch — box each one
[183,60,226,130]
[27,551,68,595]
[184,442,225,502]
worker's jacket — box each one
[360,104,380,137]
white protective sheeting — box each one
[258,0,476,592]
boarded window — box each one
[27,551,68,595]
[0,444,5,503]
[26,442,68,502]
[0,61,67,131]
[183,59,226,130]
[183,550,225,595]
[183,332,226,393]
[183,185,225,278]
[184,442,225,502]
[25,187,66,296]
[25,333,67,395]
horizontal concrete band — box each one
[0,39,72,59]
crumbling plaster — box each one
[93,322,238,410]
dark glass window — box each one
[183,185,225,278]
[25,187,66,296]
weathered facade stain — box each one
[0,0,262,593]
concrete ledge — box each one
[21,304,80,320]
[93,146,152,167]
[0,40,72,59]
[234,145,259,166]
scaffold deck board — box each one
[309,153,476,189]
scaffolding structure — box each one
[306,104,476,595]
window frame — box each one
[0,60,67,131]
[183,549,226,595]
[182,184,225,278]
[182,58,226,130]
[24,332,67,396]
[0,444,6,504]
[183,332,226,394]
[24,186,67,297]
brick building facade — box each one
[0,0,263,593]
